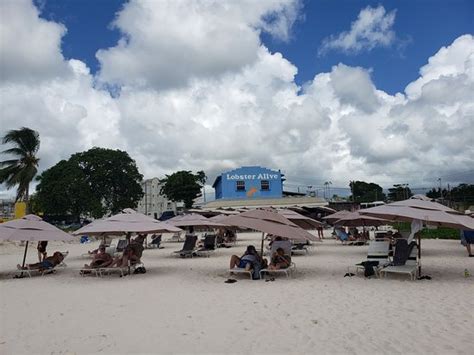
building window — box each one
[261,180,270,191]
[236,180,245,191]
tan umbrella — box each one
[73,209,182,236]
[167,213,228,232]
[0,214,74,269]
[360,199,474,276]
[221,209,317,254]
[333,211,390,227]
[322,210,352,223]
[277,209,322,230]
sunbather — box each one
[18,252,64,271]
[83,246,113,269]
[109,245,141,268]
[268,247,291,270]
[230,245,267,270]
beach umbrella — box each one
[333,211,391,227]
[322,210,352,223]
[221,209,317,254]
[167,213,227,230]
[73,209,182,236]
[360,199,474,276]
[0,214,74,269]
[277,209,322,230]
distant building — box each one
[0,199,15,221]
[212,166,284,200]
[206,165,327,210]
[136,178,177,219]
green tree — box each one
[387,184,412,201]
[160,170,206,209]
[349,180,385,203]
[449,183,474,209]
[36,148,143,218]
[0,127,40,209]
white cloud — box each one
[96,0,301,90]
[319,5,396,55]
[1,0,473,200]
[0,0,71,83]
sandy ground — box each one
[0,231,473,355]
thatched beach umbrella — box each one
[0,214,74,269]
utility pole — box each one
[438,177,442,198]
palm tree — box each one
[0,127,40,208]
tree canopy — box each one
[387,184,413,201]
[0,127,40,204]
[160,170,206,209]
[36,147,143,218]
[349,180,385,203]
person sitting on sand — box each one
[18,252,64,271]
[83,245,113,269]
[230,245,267,270]
[268,247,291,270]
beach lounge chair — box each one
[260,241,296,279]
[379,241,419,280]
[195,234,217,257]
[147,234,163,249]
[15,252,69,278]
[173,235,198,258]
[351,240,391,277]
[229,267,253,279]
[291,241,310,255]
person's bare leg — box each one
[38,251,42,263]
[229,255,240,268]
[467,244,472,256]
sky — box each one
[1,0,473,199]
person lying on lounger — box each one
[229,245,267,270]
[268,248,291,270]
[108,245,141,268]
[83,246,113,269]
[18,252,64,271]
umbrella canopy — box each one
[333,211,390,227]
[277,209,322,230]
[221,209,317,242]
[360,204,474,230]
[73,209,182,236]
[322,210,352,223]
[167,213,227,229]
[389,198,459,213]
[0,214,74,242]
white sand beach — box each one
[1,232,473,355]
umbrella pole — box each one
[260,232,265,256]
[418,232,422,277]
[20,241,29,278]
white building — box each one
[136,178,178,219]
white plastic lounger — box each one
[15,251,69,278]
[260,262,296,279]
[260,240,296,279]
[351,240,391,277]
[229,267,253,279]
[379,245,419,281]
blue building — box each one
[212,166,285,200]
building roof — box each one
[203,196,327,209]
